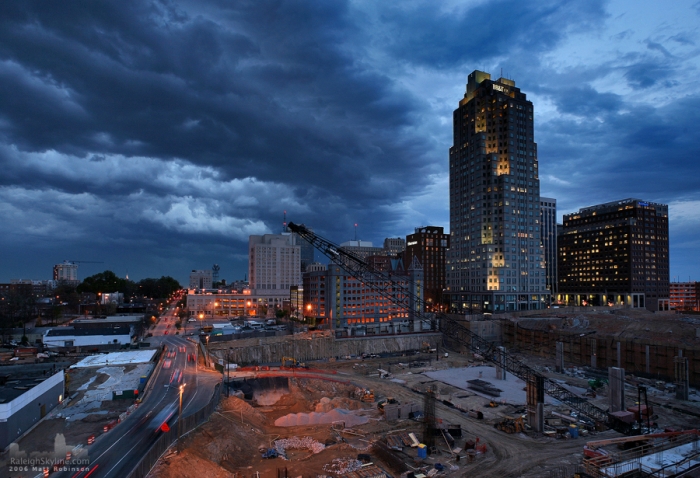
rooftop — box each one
[0,366,65,404]
[70,349,157,368]
[45,326,131,337]
[72,315,143,325]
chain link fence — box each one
[127,383,221,478]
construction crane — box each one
[67,260,104,265]
[287,222,609,426]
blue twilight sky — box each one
[0,0,698,285]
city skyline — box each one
[0,1,698,285]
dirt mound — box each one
[294,378,355,399]
[314,396,364,412]
[220,396,267,425]
[274,408,369,427]
[150,449,235,478]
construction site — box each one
[143,306,700,478]
[151,225,700,478]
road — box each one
[53,299,221,478]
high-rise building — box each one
[383,237,406,258]
[189,270,213,290]
[447,70,549,313]
[53,261,79,284]
[249,233,301,309]
[303,259,424,334]
[669,282,700,312]
[292,224,315,272]
[404,226,449,311]
[339,240,384,261]
[558,198,670,311]
[540,197,558,299]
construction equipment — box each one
[261,448,279,459]
[287,222,609,427]
[355,388,375,402]
[281,357,307,368]
[377,397,399,411]
[494,416,525,434]
[486,401,499,408]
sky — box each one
[0,0,699,285]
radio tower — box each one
[212,264,220,283]
[283,210,288,232]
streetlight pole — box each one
[178,383,186,452]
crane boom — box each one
[287,222,609,425]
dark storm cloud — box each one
[367,0,607,69]
[1,0,698,283]
[539,91,700,208]
[0,0,432,209]
[549,85,623,117]
[624,61,673,89]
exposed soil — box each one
[149,357,576,477]
[151,332,700,478]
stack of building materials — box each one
[466,379,502,397]
[274,436,325,454]
[386,432,415,450]
[345,464,387,478]
[322,457,362,475]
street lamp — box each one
[178,383,186,452]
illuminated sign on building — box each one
[493,84,509,94]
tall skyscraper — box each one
[249,233,301,309]
[404,226,449,311]
[558,198,670,311]
[447,70,549,313]
[540,197,558,300]
[291,223,315,272]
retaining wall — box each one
[208,332,442,365]
[501,321,700,386]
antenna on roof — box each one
[354,223,358,242]
[283,210,287,232]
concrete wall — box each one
[500,321,700,386]
[0,371,64,450]
[209,333,442,365]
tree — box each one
[136,276,182,299]
[78,270,130,295]
[0,288,36,342]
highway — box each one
[52,298,221,478]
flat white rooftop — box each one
[70,349,157,368]
[424,366,585,405]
